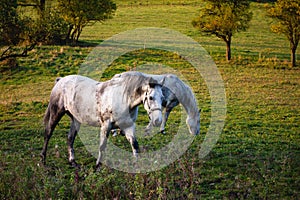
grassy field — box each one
[0,1,300,199]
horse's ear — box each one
[148,78,159,88]
[149,82,157,88]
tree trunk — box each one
[226,39,231,61]
[76,27,82,43]
[71,29,77,44]
[289,32,299,67]
[66,25,73,44]
[291,46,297,67]
[40,0,45,12]
[37,0,46,18]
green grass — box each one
[0,1,300,199]
[81,2,294,62]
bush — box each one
[0,0,69,46]
[27,10,69,45]
[45,11,69,45]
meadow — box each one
[0,0,299,199]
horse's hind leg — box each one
[67,116,80,167]
[41,103,65,164]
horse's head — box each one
[186,109,201,135]
[142,82,164,127]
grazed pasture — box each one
[0,1,299,199]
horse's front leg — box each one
[160,100,179,134]
[144,122,153,136]
[124,124,139,158]
[96,122,112,170]
[160,108,171,134]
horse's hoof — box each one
[40,154,46,165]
[70,160,80,168]
[94,164,102,172]
[120,130,125,136]
[160,130,166,134]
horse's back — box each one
[50,75,100,126]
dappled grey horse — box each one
[41,74,164,168]
[113,72,200,136]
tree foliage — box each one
[57,0,116,43]
[0,0,24,45]
[0,0,38,65]
[1,0,117,62]
[1,0,117,45]
[192,0,252,61]
[268,0,300,67]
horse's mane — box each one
[163,74,199,116]
[111,71,158,100]
[123,72,149,94]
[114,71,199,116]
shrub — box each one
[26,10,69,45]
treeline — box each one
[0,0,116,46]
[1,0,299,67]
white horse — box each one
[41,74,164,168]
[113,71,200,136]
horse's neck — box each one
[181,97,198,118]
[170,78,198,119]
[151,74,198,118]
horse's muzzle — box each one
[150,109,162,127]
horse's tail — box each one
[44,77,61,125]
[43,104,51,126]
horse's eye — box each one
[149,96,153,101]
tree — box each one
[17,0,70,44]
[192,0,252,61]
[0,0,23,45]
[0,0,37,64]
[58,0,116,43]
[0,0,62,62]
[268,0,300,67]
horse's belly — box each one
[74,110,99,127]
[68,102,100,126]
